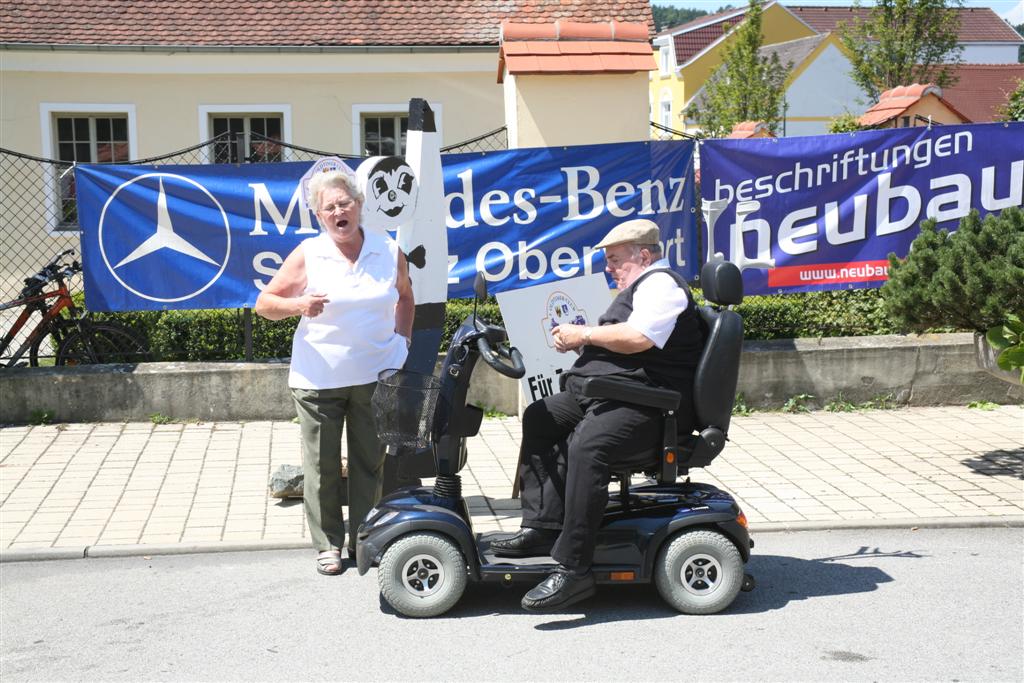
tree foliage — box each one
[651,5,707,32]
[997,78,1024,122]
[881,208,1024,332]
[651,4,737,32]
[827,112,865,133]
[685,0,791,138]
[838,0,964,103]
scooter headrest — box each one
[699,259,743,306]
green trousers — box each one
[291,383,385,552]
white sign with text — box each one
[496,273,614,404]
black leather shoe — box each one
[521,566,596,611]
[489,528,558,557]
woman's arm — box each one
[254,246,328,321]
[394,250,415,339]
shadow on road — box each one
[377,546,909,626]
[729,552,898,614]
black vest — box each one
[567,268,705,393]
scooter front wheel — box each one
[378,532,468,618]
[654,529,744,615]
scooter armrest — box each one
[578,376,681,411]
[680,427,726,469]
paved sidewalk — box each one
[1,406,1021,559]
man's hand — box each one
[552,324,586,353]
[554,322,657,355]
[297,292,329,318]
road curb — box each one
[0,540,310,563]
[2,515,1022,563]
[750,515,1024,534]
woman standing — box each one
[255,170,414,575]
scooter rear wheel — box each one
[378,532,468,618]
[654,529,744,615]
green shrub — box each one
[90,289,908,360]
[733,294,807,339]
[986,313,1024,383]
[87,249,997,362]
[882,208,1024,332]
[442,298,504,348]
[729,289,900,340]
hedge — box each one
[84,287,931,362]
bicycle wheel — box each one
[56,322,150,366]
[28,319,75,367]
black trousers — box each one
[517,374,687,572]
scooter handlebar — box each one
[476,336,526,379]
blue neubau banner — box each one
[76,140,697,311]
[700,122,1024,295]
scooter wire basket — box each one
[372,368,442,450]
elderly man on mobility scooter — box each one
[489,218,706,611]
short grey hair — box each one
[308,170,364,212]
[631,243,663,258]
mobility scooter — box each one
[357,258,754,617]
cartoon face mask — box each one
[356,156,419,235]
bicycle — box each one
[0,249,150,367]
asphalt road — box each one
[2,527,1022,682]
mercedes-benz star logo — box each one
[98,173,231,303]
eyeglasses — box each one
[320,199,355,213]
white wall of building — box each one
[783,43,866,137]
[961,43,1021,64]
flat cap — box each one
[593,218,661,249]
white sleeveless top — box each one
[288,230,408,389]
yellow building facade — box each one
[650,2,817,135]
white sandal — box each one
[316,549,342,575]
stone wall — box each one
[1,334,1019,424]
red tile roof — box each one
[858,83,970,127]
[499,21,655,82]
[672,16,747,66]
[658,2,780,67]
[0,0,654,48]
[789,6,1023,43]
[727,121,775,139]
[942,64,1024,123]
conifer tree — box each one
[882,207,1024,332]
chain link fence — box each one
[1,127,507,364]
[440,126,508,154]
[2,122,905,363]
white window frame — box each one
[39,103,138,234]
[197,104,293,163]
[659,45,672,76]
[659,89,673,128]
[351,103,444,156]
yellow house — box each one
[650,1,815,135]
[858,84,970,129]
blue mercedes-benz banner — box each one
[700,122,1024,295]
[76,140,697,311]
[442,140,697,297]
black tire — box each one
[378,532,468,618]
[55,322,150,366]
[654,529,744,615]
[28,319,74,367]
